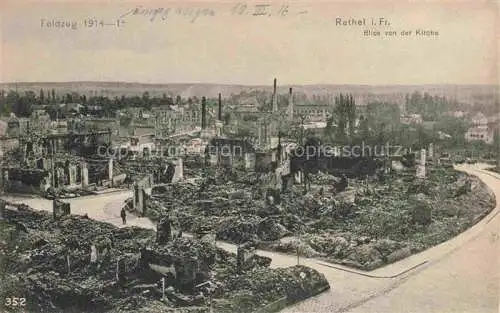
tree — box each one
[435,116,469,147]
[0,90,12,115]
[357,115,370,142]
[142,91,152,110]
[330,93,356,144]
[39,89,44,103]
[323,115,337,143]
[405,91,450,121]
[223,112,230,125]
[415,125,433,148]
[494,128,500,168]
[13,97,32,117]
[51,89,56,104]
[6,90,19,105]
[365,102,400,145]
[347,94,356,135]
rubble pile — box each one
[213,215,291,244]
[302,167,495,270]
[44,187,95,199]
[261,237,321,258]
[215,265,329,313]
[215,215,263,243]
[155,237,219,266]
[142,165,494,271]
[1,202,329,312]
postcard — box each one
[0,1,498,313]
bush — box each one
[407,181,435,196]
[410,195,432,226]
[401,154,416,167]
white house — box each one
[437,131,452,140]
[401,114,423,125]
[465,126,494,144]
[470,112,488,128]
[464,112,497,144]
[451,111,466,118]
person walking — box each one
[120,207,127,225]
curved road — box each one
[3,164,499,313]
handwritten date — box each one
[117,2,305,24]
[231,3,291,17]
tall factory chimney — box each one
[272,78,278,112]
[218,93,222,121]
[201,96,207,129]
[287,87,294,121]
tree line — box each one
[0,89,212,119]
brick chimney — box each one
[218,93,222,121]
[287,87,293,121]
[272,78,278,112]
[201,96,207,129]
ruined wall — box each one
[83,118,119,134]
[133,174,153,215]
[170,158,184,183]
[0,137,19,157]
[52,199,70,219]
[3,168,48,194]
[255,152,275,173]
[290,155,381,178]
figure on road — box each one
[120,207,127,225]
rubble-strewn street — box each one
[141,164,494,271]
[0,14,498,312]
[0,202,329,313]
[3,164,498,313]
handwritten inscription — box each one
[119,6,216,23]
[38,3,307,31]
[117,2,306,24]
[231,3,296,17]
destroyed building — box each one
[0,129,114,194]
[205,137,256,170]
[152,103,202,138]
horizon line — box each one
[0,80,497,87]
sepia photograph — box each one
[0,0,498,312]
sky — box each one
[0,0,498,85]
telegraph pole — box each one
[299,114,307,194]
[296,224,301,265]
[160,277,165,300]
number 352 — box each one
[5,297,26,307]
